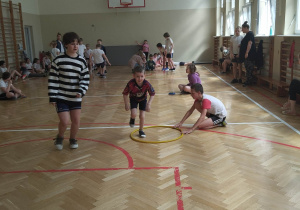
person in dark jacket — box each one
[239,21,256,87]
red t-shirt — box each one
[122,79,155,102]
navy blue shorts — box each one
[166,53,173,58]
[130,98,147,111]
[56,100,81,113]
[96,62,105,68]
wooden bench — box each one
[256,75,289,97]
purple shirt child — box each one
[187,72,201,86]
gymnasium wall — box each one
[39,8,216,63]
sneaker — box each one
[139,130,146,138]
[162,68,166,71]
[54,135,64,150]
[238,79,242,84]
[104,70,107,74]
[22,75,26,80]
[69,138,78,149]
[170,68,175,71]
[222,120,227,127]
[243,81,252,87]
[96,72,100,75]
[129,118,135,128]
[231,79,238,84]
[165,68,169,71]
[102,75,106,78]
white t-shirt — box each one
[84,49,92,59]
[51,48,60,60]
[0,67,7,73]
[230,35,244,54]
[43,57,51,66]
[33,63,41,70]
[165,37,174,53]
[78,44,86,57]
[91,49,105,64]
[201,94,227,119]
[0,78,8,94]
[25,63,33,70]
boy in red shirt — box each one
[123,66,155,137]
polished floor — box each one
[0,64,300,210]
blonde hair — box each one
[50,40,57,47]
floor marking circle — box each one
[130,126,184,143]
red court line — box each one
[0,138,134,169]
[249,87,300,117]
[200,129,300,150]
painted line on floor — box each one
[202,65,300,135]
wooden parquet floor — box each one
[1,64,300,210]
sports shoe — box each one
[69,138,78,149]
[104,70,107,74]
[22,75,26,80]
[238,79,242,84]
[129,118,135,128]
[170,68,175,71]
[54,135,64,150]
[165,68,169,71]
[231,79,238,84]
[139,130,146,138]
[162,68,166,71]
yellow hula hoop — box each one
[130,125,184,143]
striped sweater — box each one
[48,53,90,103]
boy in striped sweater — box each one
[48,32,90,150]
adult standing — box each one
[239,21,256,87]
[230,26,244,83]
[56,32,65,54]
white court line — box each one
[0,122,283,132]
[202,65,300,135]
[28,90,253,100]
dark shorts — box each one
[207,114,226,126]
[0,90,15,100]
[96,62,105,68]
[130,98,147,111]
[231,54,240,63]
[166,53,173,58]
[56,100,81,113]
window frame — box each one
[296,0,300,34]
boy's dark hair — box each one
[20,61,25,66]
[45,52,51,56]
[156,43,162,48]
[63,32,80,46]
[0,60,5,66]
[191,83,203,94]
[149,54,153,58]
[2,72,11,80]
[242,21,249,29]
[187,63,197,74]
[33,58,39,64]
[133,65,145,74]
[163,32,170,38]
[144,40,147,42]
[97,39,102,42]
[57,32,61,36]
[79,38,83,42]
[154,53,157,56]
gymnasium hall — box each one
[1,0,300,209]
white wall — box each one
[37,0,216,15]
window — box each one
[257,0,276,35]
[240,2,251,28]
[221,11,224,36]
[227,0,235,35]
[227,11,235,35]
[296,0,300,34]
[221,0,224,8]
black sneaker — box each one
[231,79,238,84]
[129,118,135,128]
[139,130,146,138]
[105,70,107,74]
[238,79,242,83]
[54,135,64,150]
[69,138,78,149]
[243,81,252,87]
